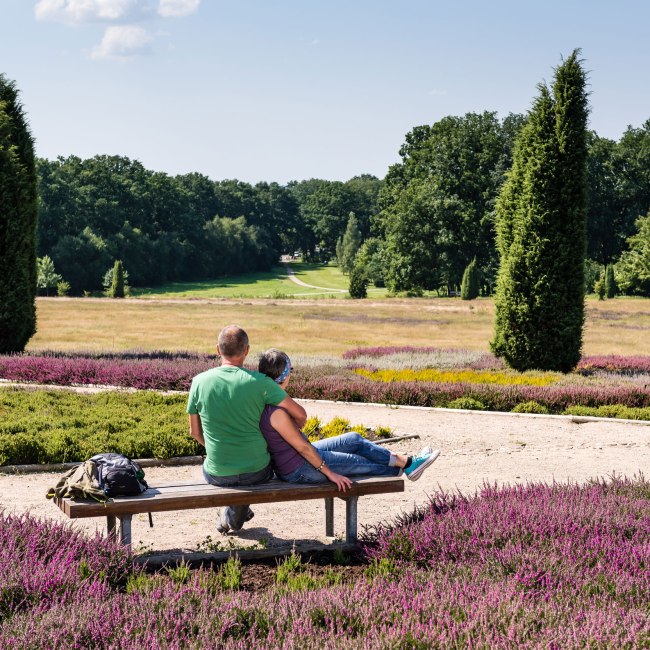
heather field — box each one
[1,477,648,648]
[2,346,650,441]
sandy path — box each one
[1,401,648,554]
[283,264,347,293]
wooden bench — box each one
[53,477,404,549]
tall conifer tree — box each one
[491,51,589,372]
[460,258,480,300]
[111,260,125,298]
[0,75,37,352]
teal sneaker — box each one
[404,448,440,482]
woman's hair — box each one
[259,348,291,382]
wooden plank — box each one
[54,477,404,519]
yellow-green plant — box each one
[355,367,561,387]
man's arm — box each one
[276,395,307,428]
[189,414,205,447]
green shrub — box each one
[374,426,393,439]
[460,259,480,300]
[320,417,350,438]
[302,416,321,438]
[446,397,486,411]
[348,266,368,299]
[56,280,71,297]
[511,401,549,414]
[219,556,242,590]
[563,405,650,421]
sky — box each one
[1,0,649,184]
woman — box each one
[258,349,440,492]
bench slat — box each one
[54,477,404,519]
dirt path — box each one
[2,401,648,554]
[283,264,347,293]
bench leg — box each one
[106,515,117,541]
[345,497,358,544]
[119,515,132,549]
[325,497,334,537]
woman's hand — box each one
[323,468,353,492]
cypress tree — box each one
[338,212,362,274]
[348,265,368,299]
[111,260,125,298]
[460,258,480,300]
[604,264,616,298]
[491,51,589,372]
[0,75,37,352]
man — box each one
[187,324,307,533]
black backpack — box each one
[90,453,148,497]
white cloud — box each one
[428,88,448,97]
[91,24,153,60]
[35,0,147,24]
[157,0,199,18]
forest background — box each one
[36,112,650,297]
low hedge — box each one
[0,389,393,466]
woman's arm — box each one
[269,409,352,492]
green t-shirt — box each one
[186,366,287,477]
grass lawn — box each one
[130,262,366,299]
[29,296,650,356]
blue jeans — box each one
[203,464,273,531]
[280,433,401,484]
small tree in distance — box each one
[460,259,480,300]
[337,212,362,274]
[348,265,368,299]
[111,260,125,298]
[37,256,62,296]
[604,264,617,298]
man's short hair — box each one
[258,348,290,381]
[218,325,249,357]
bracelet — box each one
[316,460,326,472]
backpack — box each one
[90,453,148,497]
[46,459,108,502]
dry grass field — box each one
[29,296,650,357]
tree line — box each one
[35,114,650,297]
[36,157,382,293]
[352,112,650,297]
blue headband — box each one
[275,357,292,383]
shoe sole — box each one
[406,449,440,481]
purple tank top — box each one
[259,405,306,476]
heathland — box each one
[28,295,650,356]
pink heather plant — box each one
[1,478,648,648]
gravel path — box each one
[1,400,648,554]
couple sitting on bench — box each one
[187,325,440,534]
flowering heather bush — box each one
[578,354,650,375]
[0,512,134,622]
[354,367,561,387]
[0,350,216,391]
[343,346,502,370]
[3,349,650,419]
[290,375,650,413]
[1,479,648,648]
